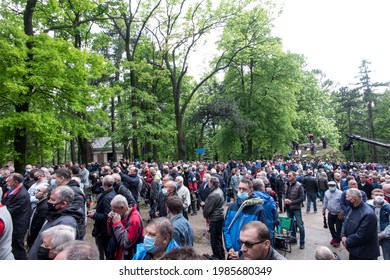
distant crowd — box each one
[0,158,389,260]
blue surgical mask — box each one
[143,236,158,253]
[328,187,336,192]
[25,168,31,173]
[237,192,249,200]
[50,178,57,188]
[162,188,168,196]
[6,186,12,191]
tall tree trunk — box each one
[111,96,117,162]
[70,139,76,163]
[13,0,38,172]
[176,116,186,160]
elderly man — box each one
[38,225,76,260]
[28,186,84,259]
[203,176,225,260]
[174,176,191,220]
[107,194,143,260]
[54,240,99,260]
[341,188,380,260]
[133,217,180,260]
[239,221,286,260]
[322,181,344,248]
[87,175,116,260]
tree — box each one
[148,0,268,160]
[0,0,112,171]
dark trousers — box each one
[149,200,157,220]
[12,236,27,260]
[209,219,225,260]
[328,213,343,242]
[95,234,110,260]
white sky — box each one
[271,0,390,89]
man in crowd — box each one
[302,170,319,213]
[202,176,225,260]
[223,178,267,259]
[2,173,31,259]
[54,240,99,260]
[166,196,194,247]
[107,194,143,260]
[133,217,180,260]
[322,181,344,248]
[366,188,390,260]
[28,186,84,259]
[341,188,380,260]
[358,173,374,200]
[239,221,286,260]
[26,184,51,250]
[252,179,279,246]
[284,171,306,249]
[174,176,191,220]
[38,224,76,260]
[87,175,116,259]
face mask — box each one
[6,186,12,190]
[237,192,249,200]
[328,187,336,192]
[203,177,207,182]
[346,200,353,208]
[175,182,179,188]
[161,188,168,196]
[143,236,158,253]
[47,201,62,212]
[34,176,39,181]
[374,196,385,206]
[37,246,52,260]
[50,179,57,188]
[26,169,31,173]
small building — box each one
[91,137,123,163]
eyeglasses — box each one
[239,239,266,248]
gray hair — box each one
[315,246,336,260]
[111,194,128,207]
[58,240,99,260]
[54,186,74,205]
[252,179,265,191]
[41,225,76,251]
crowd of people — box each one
[0,158,389,260]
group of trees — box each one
[0,0,389,171]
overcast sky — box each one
[271,0,390,89]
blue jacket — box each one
[252,191,279,236]
[223,195,267,251]
[171,213,194,247]
[367,200,390,239]
[132,238,180,260]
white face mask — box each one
[374,196,385,206]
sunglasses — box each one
[239,239,266,249]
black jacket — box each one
[302,175,319,193]
[93,188,116,237]
[2,186,31,238]
[26,198,48,247]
